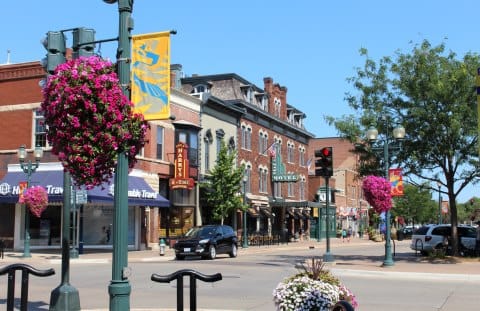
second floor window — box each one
[34,109,48,148]
[287,143,295,163]
[156,126,164,160]
[259,168,268,193]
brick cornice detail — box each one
[0,62,44,81]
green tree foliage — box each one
[202,141,245,224]
[393,183,437,225]
[326,40,480,255]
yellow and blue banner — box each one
[131,31,170,120]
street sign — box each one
[76,190,88,204]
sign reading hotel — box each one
[271,151,298,182]
[131,31,171,120]
[170,142,195,190]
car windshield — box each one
[184,226,217,238]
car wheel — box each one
[175,254,185,260]
[208,245,216,260]
[229,244,237,258]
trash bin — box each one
[397,230,404,241]
[159,238,166,256]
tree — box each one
[326,40,480,255]
[202,141,245,224]
[393,183,437,225]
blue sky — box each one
[2,0,478,203]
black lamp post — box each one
[18,145,43,258]
[366,115,405,267]
[242,175,248,248]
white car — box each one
[410,224,476,255]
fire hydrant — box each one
[159,238,166,256]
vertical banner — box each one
[389,168,403,196]
[18,181,28,201]
[476,68,480,157]
[131,31,171,120]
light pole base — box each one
[382,259,394,267]
[49,283,81,310]
[323,252,334,262]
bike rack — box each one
[151,269,222,311]
[0,263,55,311]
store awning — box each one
[260,208,274,218]
[247,207,260,217]
[0,170,170,207]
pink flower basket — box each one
[362,175,392,214]
[19,186,49,218]
[41,56,149,188]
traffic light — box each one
[72,27,96,59]
[314,147,333,177]
[41,31,66,74]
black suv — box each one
[173,225,238,260]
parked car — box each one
[398,225,415,239]
[410,224,476,255]
[173,225,238,260]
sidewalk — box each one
[1,237,479,276]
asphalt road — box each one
[1,239,479,310]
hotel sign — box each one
[170,142,195,190]
[271,153,298,182]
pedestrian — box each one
[347,226,352,242]
[475,221,480,257]
[341,228,347,242]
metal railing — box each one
[0,263,55,311]
[151,269,222,311]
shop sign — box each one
[170,142,194,190]
[108,184,158,199]
[0,182,63,196]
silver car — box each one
[410,224,476,255]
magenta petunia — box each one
[362,175,392,214]
[41,56,149,188]
[19,186,49,218]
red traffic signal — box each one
[314,147,333,177]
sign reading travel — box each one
[170,142,195,190]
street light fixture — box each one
[18,145,43,258]
[242,175,248,248]
[367,114,405,267]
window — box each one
[287,181,294,197]
[274,97,281,118]
[259,167,268,193]
[241,124,252,150]
[274,182,282,198]
[245,165,252,193]
[192,84,209,94]
[299,147,305,166]
[299,178,306,200]
[34,109,48,148]
[259,131,268,155]
[176,129,198,167]
[228,137,235,153]
[156,126,164,160]
[287,142,295,163]
[216,129,225,156]
[204,139,210,172]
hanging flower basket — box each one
[362,175,392,214]
[19,186,49,218]
[41,56,149,188]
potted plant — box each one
[273,257,358,310]
[19,186,49,218]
